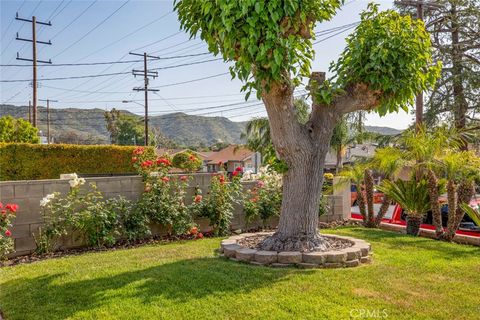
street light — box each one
[122,100,148,146]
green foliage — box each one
[191,174,242,236]
[37,177,148,253]
[104,108,145,145]
[0,116,39,144]
[0,143,155,181]
[132,148,194,235]
[378,179,430,218]
[244,174,282,226]
[175,0,343,97]
[328,4,441,114]
[171,151,203,172]
[0,203,17,260]
[460,203,480,227]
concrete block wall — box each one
[1,174,350,257]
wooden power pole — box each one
[39,98,58,144]
[28,100,31,123]
[394,1,444,132]
[129,51,160,146]
[15,13,52,128]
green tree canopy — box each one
[0,116,40,143]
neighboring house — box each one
[204,145,261,174]
[324,144,377,171]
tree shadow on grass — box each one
[1,257,305,320]
[344,227,480,259]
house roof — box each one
[156,148,210,160]
[205,145,254,164]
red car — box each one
[351,198,480,237]
[350,184,384,206]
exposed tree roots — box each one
[259,232,332,252]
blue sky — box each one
[0,0,413,129]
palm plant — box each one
[378,179,431,236]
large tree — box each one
[399,1,480,133]
[0,115,39,143]
[176,1,439,251]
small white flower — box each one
[78,178,86,186]
[40,193,55,207]
[69,179,78,188]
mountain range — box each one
[0,104,401,146]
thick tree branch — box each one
[332,83,383,114]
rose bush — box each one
[0,202,18,260]
[190,173,242,236]
[133,147,195,236]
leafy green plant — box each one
[0,203,18,260]
[191,173,242,236]
[378,179,430,235]
[133,147,194,235]
[0,116,39,143]
[172,151,203,172]
[244,172,282,227]
[460,203,480,227]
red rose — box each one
[144,186,152,192]
[132,157,138,163]
[190,227,198,235]
[5,204,18,213]
[235,166,243,172]
[161,177,170,182]
[180,175,188,181]
[133,147,145,155]
[196,232,204,239]
[5,230,12,237]
[232,171,239,177]
[1,209,6,215]
[0,202,3,209]
[194,195,203,203]
[219,175,225,183]
[189,155,197,161]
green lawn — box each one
[1,228,479,320]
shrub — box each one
[37,174,141,253]
[244,171,282,227]
[0,202,18,260]
[133,147,194,235]
[191,173,242,236]
[0,116,39,144]
[0,143,155,181]
[172,151,203,172]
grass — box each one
[1,227,479,320]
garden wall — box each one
[0,174,351,257]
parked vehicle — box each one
[351,198,480,237]
[350,184,384,206]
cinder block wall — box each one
[1,174,349,257]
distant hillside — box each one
[364,125,402,136]
[0,104,402,145]
[0,104,246,146]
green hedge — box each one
[0,143,155,181]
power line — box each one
[51,0,130,59]
[152,72,230,88]
[0,52,212,67]
[1,0,26,40]
[0,58,224,82]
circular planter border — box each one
[220,232,372,268]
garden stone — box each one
[343,248,361,261]
[223,244,241,258]
[278,252,302,264]
[361,256,372,264]
[297,263,318,269]
[271,263,293,268]
[236,248,257,262]
[324,262,344,268]
[302,252,326,265]
[345,259,360,267]
[326,252,347,263]
[254,251,278,264]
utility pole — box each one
[39,99,58,144]
[394,1,444,132]
[28,100,32,124]
[129,51,160,146]
[15,12,52,128]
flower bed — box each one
[220,232,372,268]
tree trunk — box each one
[374,194,391,227]
[364,169,375,228]
[443,180,458,241]
[426,168,443,237]
[451,4,469,150]
[258,80,337,252]
[444,180,475,241]
[335,148,343,174]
